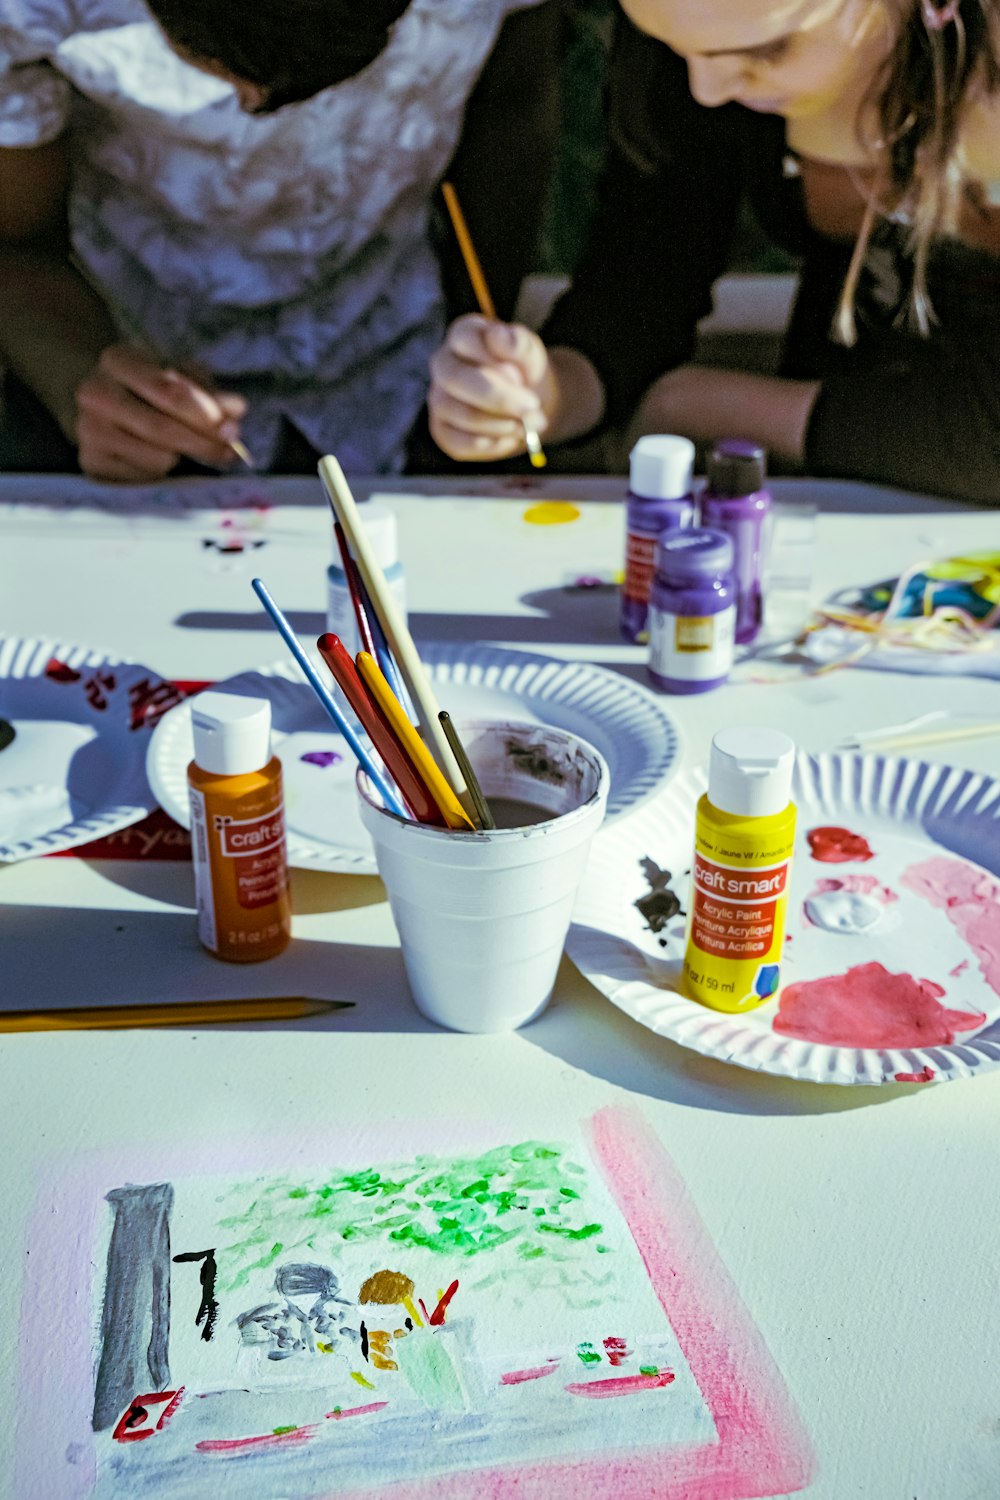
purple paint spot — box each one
[300,751,344,769]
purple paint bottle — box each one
[647,528,736,694]
[699,440,771,645]
[621,434,696,643]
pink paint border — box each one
[17,1109,815,1500]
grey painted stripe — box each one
[92,1182,174,1431]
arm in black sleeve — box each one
[540,21,745,427]
[804,267,1000,504]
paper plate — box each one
[0,637,178,861]
[568,753,1000,1087]
[147,642,681,872]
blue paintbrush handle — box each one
[250,578,408,819]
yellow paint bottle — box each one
[187,692,291,963]
[683,728,796,1012]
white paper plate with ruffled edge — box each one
[0,637,177,861]
[147,641,681,872]
[568,753,1000,1086]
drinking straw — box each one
[317,455,469,802]
[439,180,547,469]
[356,651,475,831]
[250,577,407,818]
[437,712,496,830]
[316,634,447,826]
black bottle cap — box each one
[707,439,767,497]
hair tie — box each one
[921,0,960,30]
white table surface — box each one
[2,473,1000,1500]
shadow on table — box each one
[68,856,386,915]
[174,586,624,651]
[525,952,926,1118]
[1,904,431,1031]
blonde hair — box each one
[835,0,1000,343]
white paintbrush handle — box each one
[318,455,467,798]
[860,722,1000,753]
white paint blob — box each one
[804,889,885,934]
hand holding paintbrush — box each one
[435,182,549,469]
[74,344,255,480]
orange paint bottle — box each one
[187,692,291,962]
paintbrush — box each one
[839,719,1000,754]
[438,712,495,830]
[439,180,547,470]
[316,633,446,826]
[250,576,408,818]
[357,653,475,831]
[317,455,469,805]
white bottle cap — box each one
[629,434,696,501]
[332,501,398,571]
[708,727,795,817]
[191,692,272,776]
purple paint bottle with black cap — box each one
[699,439,771,645]
[647,528,736,694]
[621,434,696,643]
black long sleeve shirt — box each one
[542,28,1000,504]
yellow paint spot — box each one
[370,1353,398,1371]
[317,1342,334,1354]
[351,1371,376,1390]
[522,502,580,526]
[402,1295,424,1329]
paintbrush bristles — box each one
[317,455,469,803]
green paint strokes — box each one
[640,1365,659,1376]
[273,1426,297,1435]
[226,1241,284,1291]
[215,1140,611,1293]
[537,1221,603,1240]
[396,1331,467,1413]
[576,1342,602,1366]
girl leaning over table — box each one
[428,0,1000,504]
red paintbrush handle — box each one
[332,522,377,658]
[315,633,445,827]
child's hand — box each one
[428,314,553,461]
[75,345,247,481]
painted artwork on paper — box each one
[20,1109,813,1499]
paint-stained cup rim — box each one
[356,719,609,845]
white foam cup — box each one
[357,720,609,1032]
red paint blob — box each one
[806,826,875,863]
[894,1067,936,1084]
[774,961,985,1048]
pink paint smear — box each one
[197,1423,319,1455]
[902,856,1000,998]
[565,1371,676,1399]
[809,874,897,903]
[774,961,985,1048]
[500,1362,560,1386]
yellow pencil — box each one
[0,996,353,1033]
[440,180,547,470]
[356,651,475,831]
